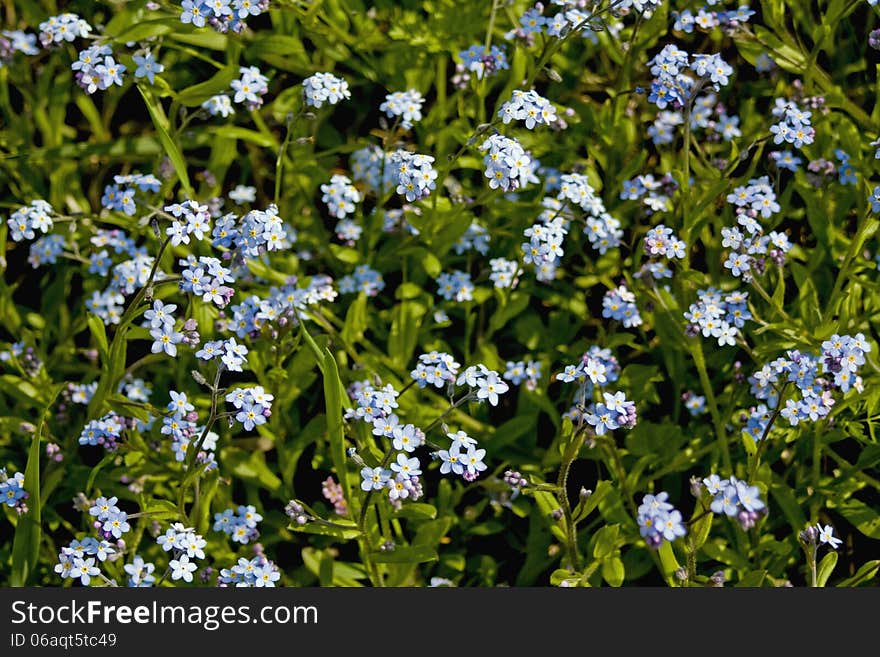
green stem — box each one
[748,382,790,481]
[557,437,582,570]
[484,0,500,52]
[274,111,300,206]
[691,340,731,472]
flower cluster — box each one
[79,413,126,451]
[746,335,870,436]
[72,45,125,95]
[585,391,638,436]
[388,150,437,202]
[351,145,397,194]
[28,234,66,268]
[503,360,542,391]
[457,365,511,406]
[558,346,621,420]
[146,300,185,357]
[521,199,569,282]
[456,44,508,82]
[454,222,491,255]
[55,538,116,586]
[213,204,289,257]
[226,386,274,432]
[180,0,268,33]
[620,173,678,213]
[672,5,755,33]
[322,477,348,516]
[158,522,208,583]
[38,13,92,47]
[102,173,161,216]
[647,45,733,111]
[602,285,642,328]
[411,352,460,389]
[436,270,474,302]
[0,30,38,64]
[684,288,750,347]
[180,255,236,308]
[380,89,425,129]
[770,98,815,150]
[643,225,686,260]
[703,474,766,530]
[203,94,235,117]
[165,200,213,246]
[498,89,557,129]
[345,380,401,423]
[637,492,686,548]
[195,336,249,371]
[480,134,535,192]
[339,264,385,296]
[89,496,131,541]
[489,257,519,289]
[162,390,219,465]
[231,66,269,109]
[0,468,28,514]
[6,199,53,242]
[225,277,335,337]
[302,71,351,108]
[321,174,361,219]
[214,504,263,544]
[218,554,281,587]
[435,430,487,482]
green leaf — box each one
[371,545,438,564]
[816,551,838,587]
[87,313,109,364]
[224,448,282,493]
[735,570,768,587]
[601,557,625,587]
[86,453,116,496]
[572,481,612,524]
[341,292,368,344]
[109,17,180,43]
[105,395,152,423]
[394,503,437,520]
[486,292,530,338]
[832,498,880,539]
[322,348,350,503]
[290,521,362,541]
[836,560,879,587]
[247,34,307,58]
[592,524,620,560]
[137,85,193,195]
[177,67,239,106]
[11,384,63,586]
[657,540,681,583]
[141,499,183,521]
[688,502,714,552]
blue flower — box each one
[380,89,425,129]
[390,453,422,479]
[302,71,350,108]
[124,556,156,587]
[816,524,842,550]
[169,554,197,582]
[150,324,183,357]
[72,557,100,586]
[181,1,210,27]
[360,466,390,491]
[236,402,267,431]
[132,52,163,84]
